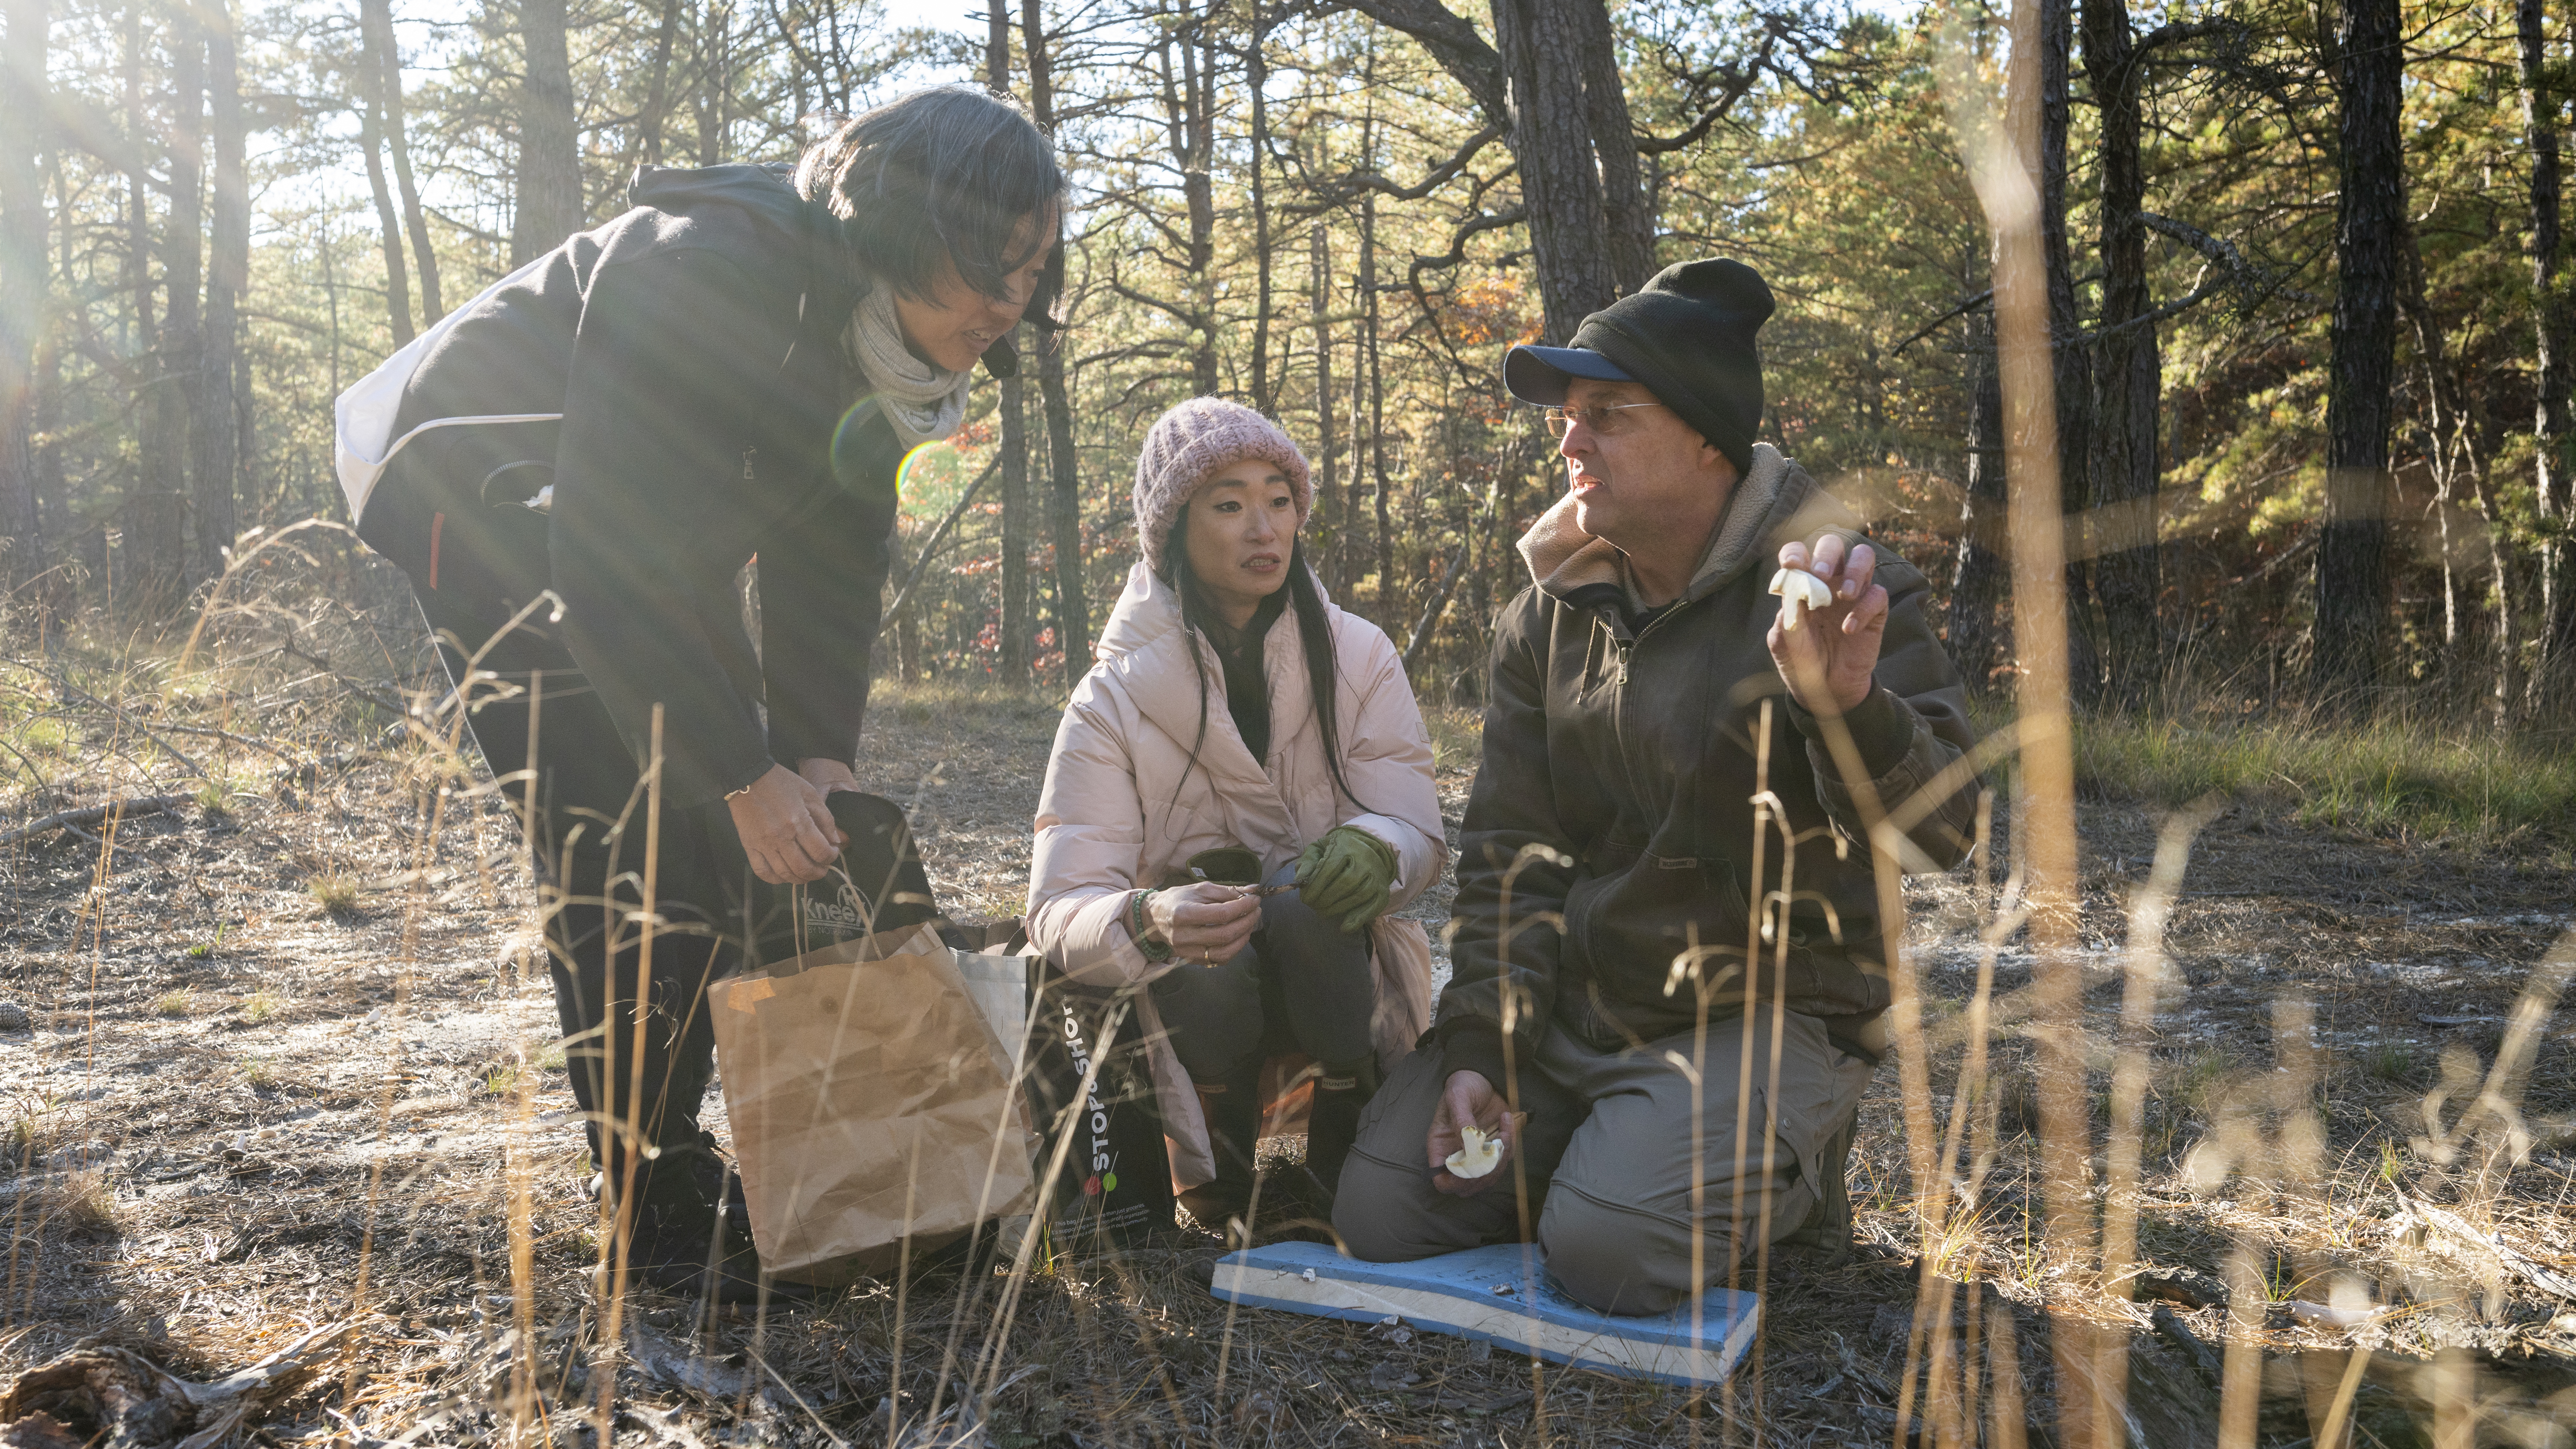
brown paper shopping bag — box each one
[707,923,1036,1284]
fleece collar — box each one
[1091,561,1325,792]
[1516,443,1817,610]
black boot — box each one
[603,1139,810,1307]
[613,1196,750,1302]
[1176,1069,1261,1239]
[1303,1055,1380,1202]
[592,1133,753,1242]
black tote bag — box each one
[721,791,948,968]
[1022,959,1176,1247]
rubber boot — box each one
[1176,1068,1261,1239]
[1302,1055,1380,1202]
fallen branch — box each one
[2390,1189,2576,1300]
[0,794,187,848]
[63,714,303,765]
[274,639,413,719]
[140,719,303,761]
[46,677,206,779]
[0,1318,356,1449]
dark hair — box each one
[1163,518,1374,815]
[794,86,1065,322]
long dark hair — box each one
[793,86,1065,329]
[1163,520,1374,814]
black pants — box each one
[1147,863,1377,1081]
[405,524,739,1210]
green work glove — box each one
[1294,825,1399,932]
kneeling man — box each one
[1334,259,1978,1314]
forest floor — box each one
[1,610,2573,1448]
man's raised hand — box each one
[1767,533,1888,715]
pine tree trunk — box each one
[988,4,1029,678]
[118,4,177,617]
[362,0,440,324]
[1952,307,2008,691]
[319,218,341,411]
[194,0,247,581]
[1179,16,1218,394]
[353,11,411,347]
[698,0,729,165]
[1246,0,1272,414]
[1570,0,1652,295]
[139,10,205,613]
[1036,340,1085,676]
[2523,0,2572,700]
[1343,0,1624,340]
[2082,0,2162,708]
[124,6,150,357]
[1491,0,1615,342]
[1025,0,1090,682]
[1311,221,1339,592]
[636,0,682,167]
[997,366,1031,674]
[512,0,581,264]
[1354,76,1389,619]
[232,347,253,520]
[0,0,44,589]
[1362,182,1392,625]
[34,299,63,595]
[2042,0,2100,705]
[2314,0,2404,702]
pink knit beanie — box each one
[1131,398,1314,578]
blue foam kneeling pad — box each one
[1208,1241,1761,1387]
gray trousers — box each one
[1148,865,1377,1081]
[1332,1009,1874,1315]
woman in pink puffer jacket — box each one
[1024,398,1444,1231]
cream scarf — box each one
[842,283,975,449]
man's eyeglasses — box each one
[1542,402,1668,439]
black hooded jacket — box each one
[363,164,908,806]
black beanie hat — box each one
[1503,258,1776,474]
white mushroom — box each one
[1445,1125,1503,1179]
[1768,567,1834,631]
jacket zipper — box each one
[1605,601,1686,822]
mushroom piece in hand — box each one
[1445,1125,1503,1179]
[1768,567,1834,631]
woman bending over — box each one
[1025,399,1444,1229]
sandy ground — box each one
[2,664,2573,1447]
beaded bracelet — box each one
[1129,888,1173,962]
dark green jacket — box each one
[1434,444,1979,1088]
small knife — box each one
[1189,868,1300,895]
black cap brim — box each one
[1502,344,1634,405]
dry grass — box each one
[0,546,2570,1448]
[2070,707,2576,854]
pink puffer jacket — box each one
[1026,561,1444,1191]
